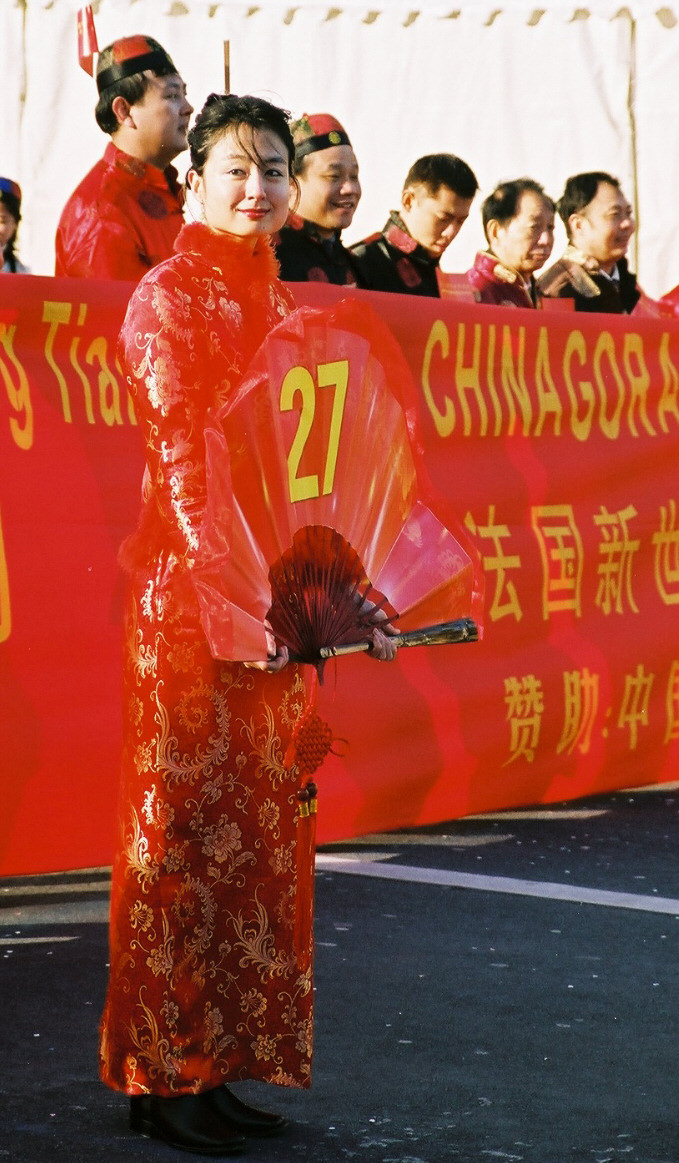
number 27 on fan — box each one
[280,359,349,503]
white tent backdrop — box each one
[4,0,679,297]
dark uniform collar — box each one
[383,211,440,268]
[287,212,345,252]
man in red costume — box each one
[274,113,364,286]
[55,35,193,282]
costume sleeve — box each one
[538,259,597,301]
[118,263,217,562]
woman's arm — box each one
[118,261,228,561]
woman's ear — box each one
[187,169,202,199]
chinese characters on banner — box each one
[1,275,679,874]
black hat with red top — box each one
[291,113,352,162]
[95,34,178,94]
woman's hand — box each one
[364,603,399,663]
[264,643,290,672]
[369,625,399,662]
[243,640,290,673]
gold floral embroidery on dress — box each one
[200,815,242,862]
[238,703,297,792]
[252,1032,281,1062]
[257,798,281,838]
[176,678,215,735]
[162,842,189,874]
[134,740,155,775]
[130,695,144,728]
[160,997,179,1033]
[145,912,175,981]
[214,287,243,331]
[124,807,161,892]
[132,335,191,419]
[129,901,156,936]
[127,600,158,683]
[268,843,295,877]
[240,987,267,1019]
[140,568,172,623]
[142,786,175,834]
[153,683,231,790]
[198,817,258,890]
[280,672,307,731]
[203,1003,238,1057]
[152,280,198,346]
[274,884,296,929]
[213,347,242,410]
[232,892,298,980]
[242,969,313,1077]
[168,466,201,553]
[166,640,199,674]
[173,875,218,966]
[126,987,184,1086]
[295,1016,313,1057]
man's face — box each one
[488,190,555,276]
[130,72,193,169]
[296,145,361,236]
[401,184,474,257]
[569,181,634,272]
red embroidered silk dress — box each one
[99,223,314,1096]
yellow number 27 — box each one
[280,359,349,502]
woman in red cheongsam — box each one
[99,93,396,1156]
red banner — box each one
[2,275,679,875]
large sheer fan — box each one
[193,297,482,667]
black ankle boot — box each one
[130,1093,247,1155]
[206,1085,288,1137]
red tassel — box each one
[287,673,325,970]
[77,6,99,76]
[294,781,317,973]
[283,670,335,777]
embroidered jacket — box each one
[274,213,361,285]
[55,142,184,282]
[467,250,539,308]
[537,245,641,314]
[349,212,441,297]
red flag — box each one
[77,5,99,76]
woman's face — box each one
[189,125,292,242]
[0,205,17,252]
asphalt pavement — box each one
[1,784,677,1163]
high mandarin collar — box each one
[175,221,281,285]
